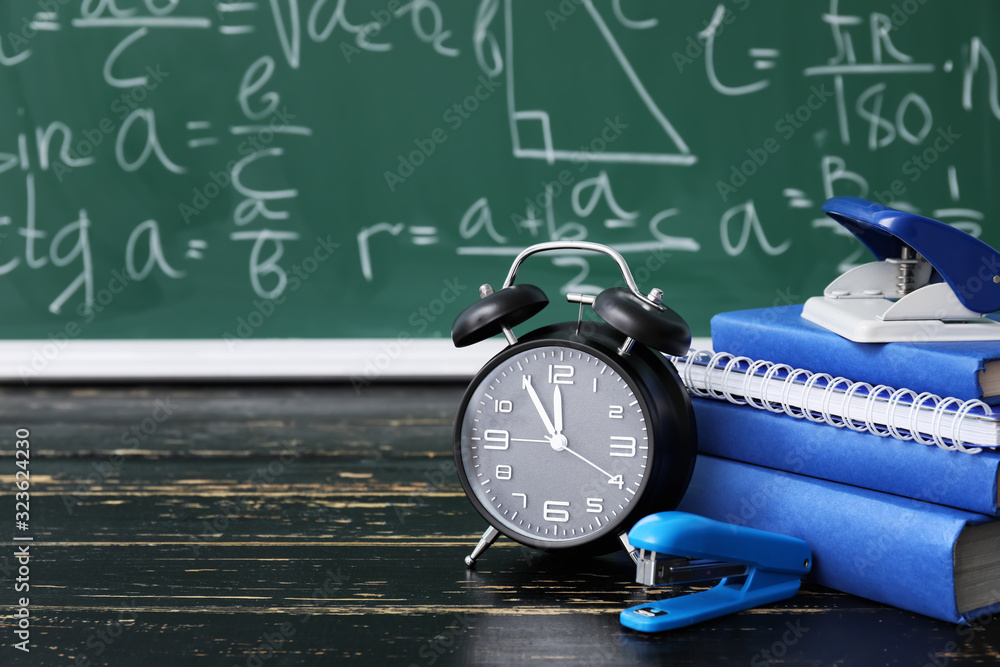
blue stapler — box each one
[802,197,1000,343]
[620,512,811,633]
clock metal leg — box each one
[465,526,500,568]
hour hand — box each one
[522,375,556,437]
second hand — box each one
[560,444,615,480]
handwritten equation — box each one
[0,0,996,326]
[356,0,1000,292]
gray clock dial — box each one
[458,343,651,546]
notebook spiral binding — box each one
[670,350,995,454]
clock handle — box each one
[465,525,500,568]
[501,241,656,307]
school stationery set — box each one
[675,197,1000,624]
[450,198,1000,630]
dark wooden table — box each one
[2,383,999,666]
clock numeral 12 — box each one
[548,364,574,384]
[543,500,570,522]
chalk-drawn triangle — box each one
[504,0,696,166]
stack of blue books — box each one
[673,304,1000,623]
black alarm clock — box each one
[451,241,697,567]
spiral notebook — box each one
[669,351,1000,453]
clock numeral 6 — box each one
[483,429,510,450]
[548,364,574,385]
[496,464,512,480]
[543,500,570,523]
[494,399,513,413]
[586,498,603,513]
[609,436,636,457]
[609,405,624,419]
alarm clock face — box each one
[455,340,653,549]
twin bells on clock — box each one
[452,241,691,356]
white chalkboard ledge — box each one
[0,337,712,382]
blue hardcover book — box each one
[710,305,1000,406]
[692,397,1000,516]
[677,455,1000,624]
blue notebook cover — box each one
[710,305,1000,405]
[692,397,1000,516]
[677,455,1000,623]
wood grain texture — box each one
[1,383,999,666]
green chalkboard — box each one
[0,0,998,341]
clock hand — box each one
[548,435,615,480]
[524,377,615,481]
[553,386,563,435]
[552,438,615,479]
[522,375,556,437]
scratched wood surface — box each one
[1,383,999,666]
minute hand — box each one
[522,375,556,437]
[553,386,563,435]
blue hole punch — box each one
[620,512,812,633]
[802,196,1000,342]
